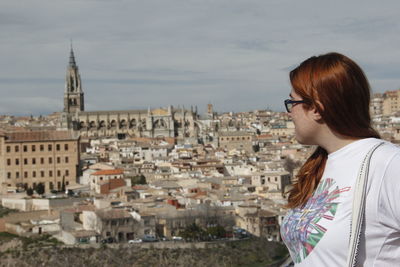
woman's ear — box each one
[311,101,324,122]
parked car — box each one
[101,237,115,244]
[233,228,249,239]
[172,236,183,241]
[142,235,158,242]
[128,238,142,244]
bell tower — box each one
[64,45,84,113]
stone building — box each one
[251,171,291,194]
[0,130,80,193]
[382,89,400,115]
[218,131,254,153]
[370,93,383,116]
[60,48,200,140]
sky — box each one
[0,0,400,116]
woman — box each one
[280,52,400,266]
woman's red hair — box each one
[287,52,380,209]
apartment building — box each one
[218,131,254,153]
[382,89,400,115]
[370,93,383,116]
[251,171,291,193]
[0,131,80,193]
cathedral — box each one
[61,48,200,140]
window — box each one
[48,144,52,151]
[41,171,44,177]
[6,146,11,153]
[65,157,69,163]
[7,172,11,179]
[24,158,28,165]
[16,172,20,179]
[23,145,27,152]
[40,157,44,164]
[64,144,69,151]
[40,145,44,151]
[32,145,36,152]
[49,157,52,164]
[57,170,61,177]
[15,159,19,165]
[32,158,36,165]
[56,144,60,151]
[15,146,19,152]
[65,170,69,176]
[57,157,60,164]
[32,171,36,178]
[49,171,53,177]
[7,159,11,166]
[24,172,28,178]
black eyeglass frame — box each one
[284,99,307,112]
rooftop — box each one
[3,130,78,142]
[91,169,124,176]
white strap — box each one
[346,142,384,267]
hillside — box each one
[0,233,288,267]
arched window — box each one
[120,119,127,129]
[99,121,106,129]
[89,121,96,129]
[129,119,136,128]
[110,120,117,129]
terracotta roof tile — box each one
[91,169,124,176]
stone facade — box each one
[0,131,80,193]
[61,48,200,140]
[218,131,254,153]
[382,89,400,115]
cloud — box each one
[0,0,400,116]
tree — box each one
[180,223,206,241]
[139,175,146,184]
[36,183,45,195]
[61,176,66,192]
[283,157,301,177]
[207,224,226,239]
[26,187,34,196]
[130,174,147,186]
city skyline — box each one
[1,0,400,116]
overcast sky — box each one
[1,0,399,116]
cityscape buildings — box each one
[0,49,400,247]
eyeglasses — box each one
[284,99,307,112]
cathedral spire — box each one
[64,44,84,113]
[69,41,76,67]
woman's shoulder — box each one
[374,139,400,159]
[374,140,400,227]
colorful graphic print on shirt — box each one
[281,178,350,263]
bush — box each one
[206,225,226,239]
[0,205,18,218]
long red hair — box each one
[287,52,380,209]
